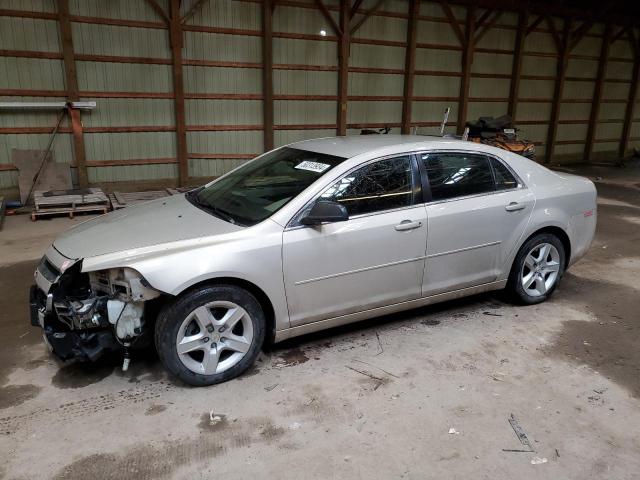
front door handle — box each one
[505,202,526,212]
[395,220,422,231]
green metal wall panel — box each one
[416,20,461,46]
[188,131,263,155]
[348,72,404,96]
[469,78,511,98]
[72,23,170,58]
[84,132,176,161]
[347,100,403,125]
[557,123,588,141]
[186,99,262,126]
[515,103,551,122]
[77,61,172,92]
[415,48,462,72]
[189,158,248,178]
[471,52,513,75]
[70,0,168,22]
[350,43,405,70]
[184,32,262,63]
[353,16,407,43]
[275,100,335,125]
[88,164,178,183]
[0,17,60,51]
[467,101,509,119]
[189,0,261,30]
[81,98,174,127]
[518,79,555,99]
[274,70,337,95]
[274,129,334,147]
[595,123,623,140]
[3,0,54,12]
[273,38,337,66]
[184,65,261,94]
[521,55,556,76]
[0,57,65,90]
[413,76,460,97]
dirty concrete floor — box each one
[1,163,639,480]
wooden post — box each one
[337,0,350,136]
[401,0,419,134]
[585,25,612,162]
[457,5,476,134]
[508,11,528,120]
[619,55,640,159]
[57,0,88,188]
[545,19,571,164]
[262,0,274,150]
[169,0,189,186]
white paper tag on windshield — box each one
[295,160,331,173]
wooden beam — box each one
[337,0,350,135]
[401,0,419,134]
[146,0,170,24]
[584,25,612,162]
[507,11,528,119]
[168,0,189,186]
[262,0,275,151]
[457,4,476,134]
[350,0,385,35]
[619,30,640,158]
[545,18,571,164]
[57,0,88,188]
[314,0,341,36]
[474,10,502,45]
[350,0,365,17]
[438,0,466,46]
[569,3,616,52]
[524,14,544,36]
[181,0,209,24]
[544,15,562,52]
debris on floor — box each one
[531,456,548,465]
[448,428,460,435]
[504,413,535,453]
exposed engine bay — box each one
[30,256,162,371]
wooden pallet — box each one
[109,187,192,210]
[31,188,109,221]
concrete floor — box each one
[1,162,639,479]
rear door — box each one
[420,151,534,296]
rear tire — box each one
[506,233,566,305]
[155,284,266,386]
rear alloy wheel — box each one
[507,233,566,304]
[156,285,265,386]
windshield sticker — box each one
[295,160,331,173]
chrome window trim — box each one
[418,149,527,207]
[284,151,423,231]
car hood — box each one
[53,194,244,259]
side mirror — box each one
[300,201,349,226]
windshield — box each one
[187,147,346,226]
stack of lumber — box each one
[31,188,109,221]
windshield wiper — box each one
[186,191,243,225]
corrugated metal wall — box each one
[1,0,639,192]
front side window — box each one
[422,153,494,201]
[319,156,414,216]
[188,147,346,226]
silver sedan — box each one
[30,135,597,386]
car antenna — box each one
[439,107,450,136]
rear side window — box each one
[422,153,494,201]
[490,157,518,190]
[320,156,414,216]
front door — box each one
[282,155,428,327]
[420,151,534,296]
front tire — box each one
[506,233,566,305]
[155,284,266,386]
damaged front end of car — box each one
[30,249,162,371]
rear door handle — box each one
[505,202,526,212]
[395,220,422,231]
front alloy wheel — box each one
[156,285,266,386]
[176,301,254,375]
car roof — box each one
[289,134,469,158]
